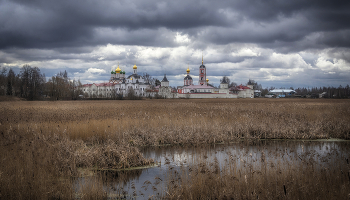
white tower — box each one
[199,55,206,86]
[161,74,169,87]
[133,64,137,74]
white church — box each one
[177,58,254,98]
[82,64,149,98]
[81,58,254,99]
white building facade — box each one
[82,64,150,98]
[82,58,254,99]
[177,60,254,98]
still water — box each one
[74,140,350,199]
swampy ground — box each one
[0,98,349,199]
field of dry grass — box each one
[1,98,349,199]
[1,98,350,143]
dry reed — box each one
[0,98,349,199]
[165,141,350,199]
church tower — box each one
[115,63,121,79]
[133,64,137,74]
[184,66,193,86]
[198,55,206,85]
[161,74,169,87]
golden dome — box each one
[115,66,121,73]
[186,67,190,73]
[206,78,209,83]
[133,64,137,69]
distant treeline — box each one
[1,65,349,100]
[294,86,350,98]
[237,79,350,99]
[259,86,350,98]
[0,65,83,100]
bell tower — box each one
[198,55,206,85]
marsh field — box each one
[1,98,350,199]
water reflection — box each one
[74,140,350,198]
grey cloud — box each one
[92,28,178,47]
[228,0,350,27]
[316,30,350,49]
[1,0,349,89]
[325,48,350,63]
[0,0,229,49]
[1,0,350,51]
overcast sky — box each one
[1,0,349,88]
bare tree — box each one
[6,68,15,96]
[19,65,45,100]
[229,81,237,88]
[220,76,230,85]
[69,79,83,100]
[247,79,262,90]
[45,70,80,100]
[126,88,142,100]
[143,73,154,85]
[0,66,7,95]
[155,79,161,86]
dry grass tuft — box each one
[77,177,107,200]
[0,129,73,199]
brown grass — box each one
[1,99,349,143]
[0,98,349,199]
[0,95,22,101]
[0,129,74,199]
[165,141,350,199]
[76,177,107,200]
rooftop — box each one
[229,85,251,91]
[183,85,214,89]
[270,89,296,93]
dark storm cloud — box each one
[0,0,349,88]
[200,0,350,50]
[92,27,179,47]
[317,30,350,49]
[1,0,349,50]
[0,0,229,49]
[0,0,94,49]
[325,48,350,63]
[227,0,350,30]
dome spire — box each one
[133,61,138,74]
[202,52,203,64]
[186,64,190,74]
[115,62,121,73]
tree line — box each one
[293,86,350,98]
[223,76,349,98]
[1,65,349,100]
[258,85,350,98]
[0,65,83,100]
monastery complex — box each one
[82,58,254,99]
